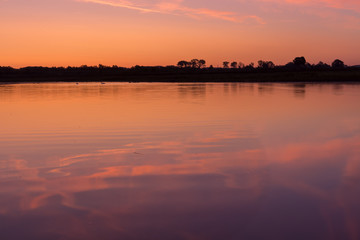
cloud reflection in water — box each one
[0,83,360,240]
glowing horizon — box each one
[1,0,359,67]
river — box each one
[0,82,359,240]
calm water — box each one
[0,82,360,240]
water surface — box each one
[0,83,360,240]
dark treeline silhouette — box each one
[177,59,206,68]
[1,57,359,82]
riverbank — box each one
[1,68,360,83]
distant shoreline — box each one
[1,67,360,83]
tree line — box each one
[0,56,356,81]
[177,57,346,70]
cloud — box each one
[305,0,360,11]
[257,0,360,28]
[262,0,360,12]
[80,0,160,13]
[77,0,265,24]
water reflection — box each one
[178,84,206,99]
[333,84,344,95]
[258,83,274,95]
[0,83,360,240]
[293,83,306,98]
[223,83,230,94]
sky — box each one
[1,0,360,67]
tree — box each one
[332,59,345,69]
[177,60,188,68]
[243,62,254,70]
[231,62,238,68]
[190,59,200,68]
[199,59,206,68]
[238,62,245,69]
[314,61,330,70]
[258,60,275,69]
[223,61,230,68]
[293,56,306,66]
[258,60,265,68]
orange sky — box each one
[1,0,360,67]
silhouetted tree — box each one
[313,61,330,70]
[285,62,295,69]
[231,62,238,68]
[316,61,330,69]
[190,59,200,68]
[199,59,206,68]
[332,59,345,69]
[268,61,275,68]
[293,57,306,66]
[177,61,188,68]
[258,60,275,69]
[223,61,230,68]
[238,62,245,69]
[243,62,254,71]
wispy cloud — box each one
[258,0,360,28]
[262,0,360,13]
[77,0,266,24]
[80,0,160,13]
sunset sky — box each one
[1,0,360,67]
